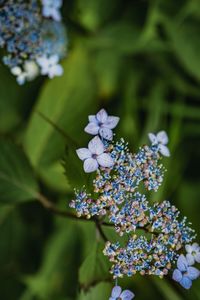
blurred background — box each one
[0,0,200,299]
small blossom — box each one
[11,66,27,85]
[148,131,170,157]
[109,286,135,300]
[172,255,200,289]
[84,109,120,140]
[37,55,63,78]
[76,136,114,173]
[186,243,200,265]
[11,61,39,85]
[42,0,62,21]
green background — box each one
[0,0,200,299]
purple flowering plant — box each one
[0,0,67,84]
[70,109,200,298]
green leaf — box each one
[92,49,123,98]
[0,140,38,204]
[79,242,110,289]
[22,219,82,300]
[166,19,200,81]
[151,277,182,300]
[78,282,112,300]
[24,45,97,168]
[62,145,87,189]
[74,0,121,31]
[87,21,141,54]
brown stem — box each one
[37,193,114,226]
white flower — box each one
[84,108,120,141]
[11,66,26,85]
[42,0,62,21]
[36,55,63,78]
[11,61,39,85]
[148,130,170,157]
[76,136,114,173]
[186,243,200,265]
[24,61,39,81]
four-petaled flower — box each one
[109,286,135,300]
[76,136,114,173]
[37,55,63,78]
[42,0,62,21]
[148,130,170,157]
[186,243,200,265]
[172,254,200,289]
[84,108,120,141]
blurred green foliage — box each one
[0,0,200,299]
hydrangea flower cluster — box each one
[69,109,200,297]
[0,0,67,84]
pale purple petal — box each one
[157,131,168,144]
[49,54,59,64]
[109,298,115,300]
[148,133,157,144]
[159,144,170,157]
[84,123,99,135]
[192,243,200,251]
[97,153,114,168]
[88,115,97,123]
[195,252,200,263]
[180,276,192,289]
[88,136,104,155]
[99,127,113,140]
[173,269,182,282]
[83,158,98,173]
[105,116,120,129]
[186,253,195,266]
[96,109,108,123]
[177,255,188,272]
[121,289,135,300]
[186,245,193,254]
[187,267,200,280]
[76,148,91,160]
[111,286,122,298]
[49,64,63,78]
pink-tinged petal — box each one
[157,131,168,144]
[83,158,98,173]
[84,123,99,135]
[99,127,113,140]
[97,153,114,168]
[186,253,195,266]
[88,115,98,123]
[180,276,192,289]
[173,269,182,282]
[195,253,200,263]
[76,148,91,161]
[159,144,170,157]
[88,136,104,155]
[187,267,200,280]
[96,108,108,123]
[177,255,188,272]
[111,286,122,298]
[105,116,120,129]
[148,133,157,144]
[186,245,193,254]
[121,289,135,300]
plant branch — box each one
[37,194,159,237]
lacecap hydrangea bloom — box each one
[0,0,67,84]
[70,109,200,298]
